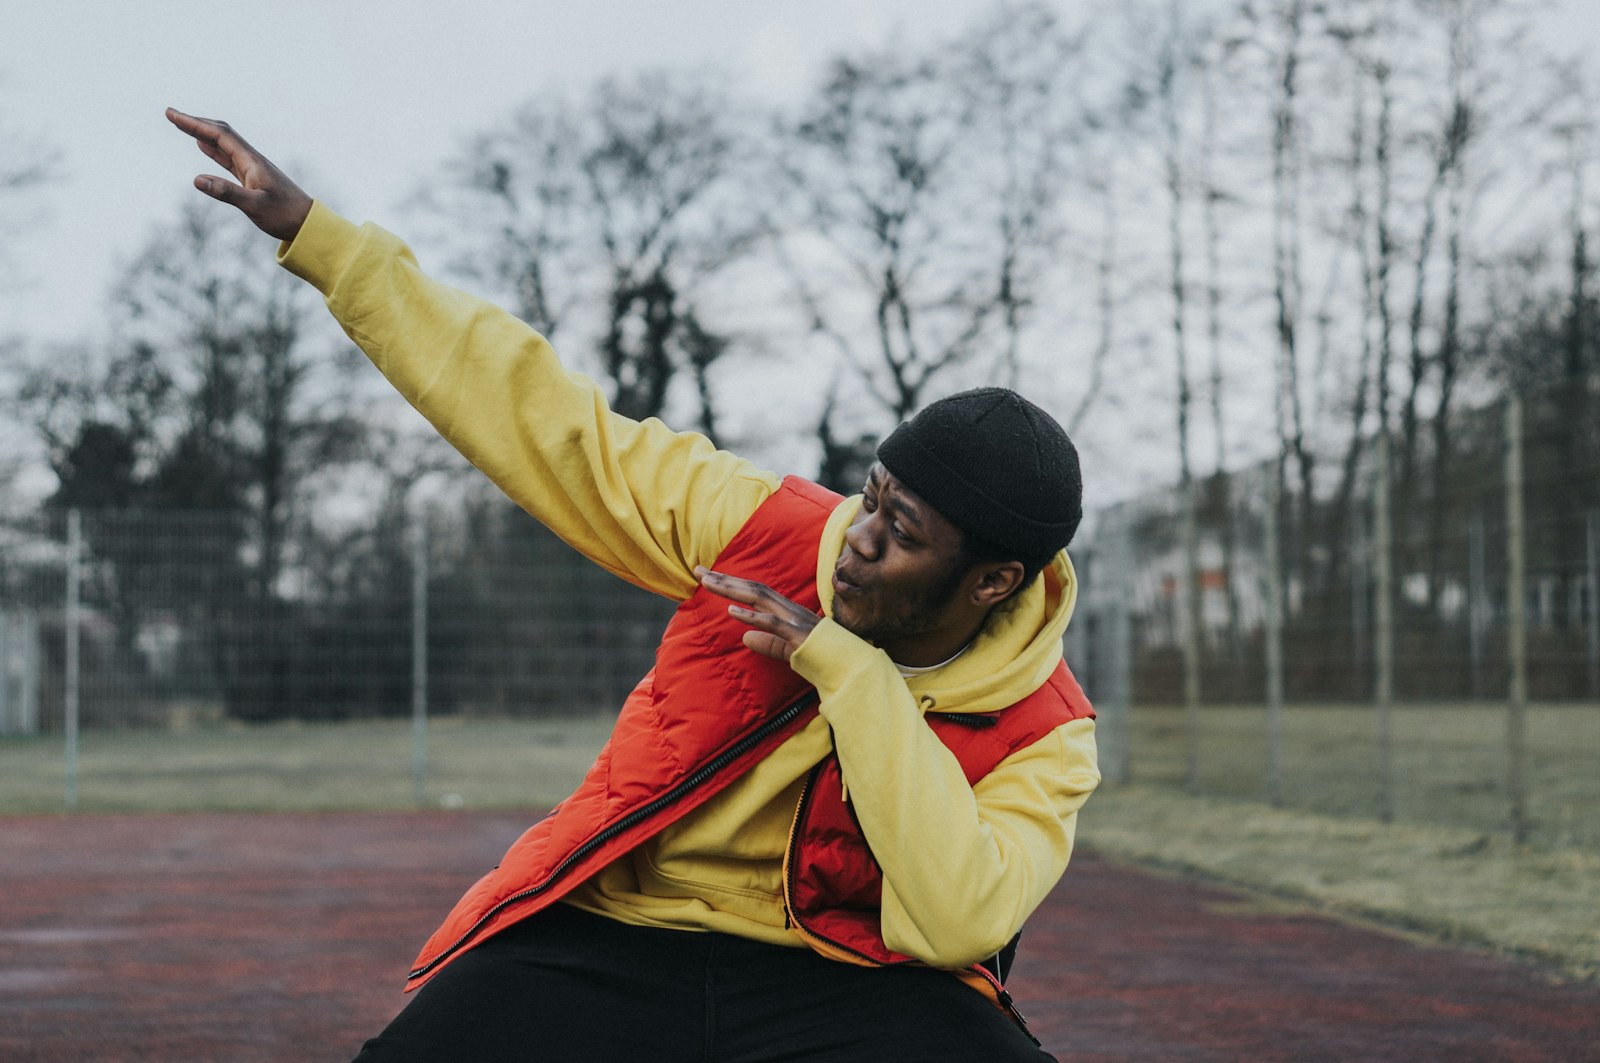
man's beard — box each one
[834,557,969,651]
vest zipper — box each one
[924,710,998,728]
[781,765,1042,1046]
[408,688,820,982]
[993,986,1042,1046]
[781,767,883,968]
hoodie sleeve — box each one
[277,201,778,599]
[788,618,1101,969]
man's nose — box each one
[845,516,879,561]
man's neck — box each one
[894,640,974,676]
[880,614,988,669]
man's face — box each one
[830,464,974,661]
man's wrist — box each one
[277,200,362,288]
[788,617,887,697]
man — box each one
[167,108,1098,1063]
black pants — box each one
[352,904,1057,1062]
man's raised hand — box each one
[696,567,821,664]
[166,109,313,242]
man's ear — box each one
[971,562,1026,608]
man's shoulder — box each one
[713,477,842,595]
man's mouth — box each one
[832,565,861,597]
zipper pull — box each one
[996,989,1041,1047]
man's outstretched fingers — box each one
[193,174,254,211]
[166,109,236,156]
[166,107,313,242]
[190,133,238,175]
[696,566,820,663]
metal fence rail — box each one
[2,382,1596,849]
[0,499,673,809]
[1079,382,1600,850]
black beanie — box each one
[876,387,1082,558]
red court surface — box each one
[2,811,1596,1062]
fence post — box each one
[1182,482,1203,794]
[64,510,82,811]
[1586,507,1598,700]
[1103,528,1134,785]
[1373,434,1394,823]
[1264,465,1284,808]
[412,513,430,809]
[1350,501,1367,683]
[1468,512,1488,699]
[0,612,7,733]
[1505,396,1529,844]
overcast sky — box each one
[7,0,1594,342]
[2,0,1021,347]
[4,0,1596,507]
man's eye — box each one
[890,522,910,543]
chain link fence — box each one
[1077,380,1600,851]
[0,499,672,811]
[3,381,1596,848]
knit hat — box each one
[876,387,1082,558]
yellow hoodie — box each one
[278,201,1100,970]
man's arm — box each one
[169,110,777,596]
[701,570,1101,968]
[798,619,1098,967]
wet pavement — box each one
[3,812,1596,1062]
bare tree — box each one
[1068,166,1122,438]
[1196,46,1247,672]
[11,201,365,718]
[417,72,757,442]
[36,203,362,601]
[1324,13,1382,567]
[955,2,1087,390]
[1126,0,1209,784]
[1270,0,1318,531]
[774,50,992,426]
[1552,70,1596,387]
[776,8,1115,465]
[0,103,59,300]
[1386,0,1484,585]
[1552,71,1595,386]
[1222,0,1321,566]
[409,98,585,337]
[584,73,755,436]
[1541,58,1600,624]
[1418,0,1484,605]
[0,96,62,507]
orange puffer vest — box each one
[406,476,1093,1028]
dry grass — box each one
[1123,701,1600,851]
[0,716,613,813]
[1081,784,1600,980]
[4,706,1596,977]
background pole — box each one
[1505,396,1528,844]
[411,513,429,809]
[1264,466,1284,807]
[1183,481,1203,794]
[1468,512,1487,699]
[1374,434,1394,823]
[64,510,82,811]
[1586,507,1598,700]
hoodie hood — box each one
[814,495,1077,715]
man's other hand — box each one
[696,567,821,664]
[166,108,313,242]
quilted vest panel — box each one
[406,476,841,988]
